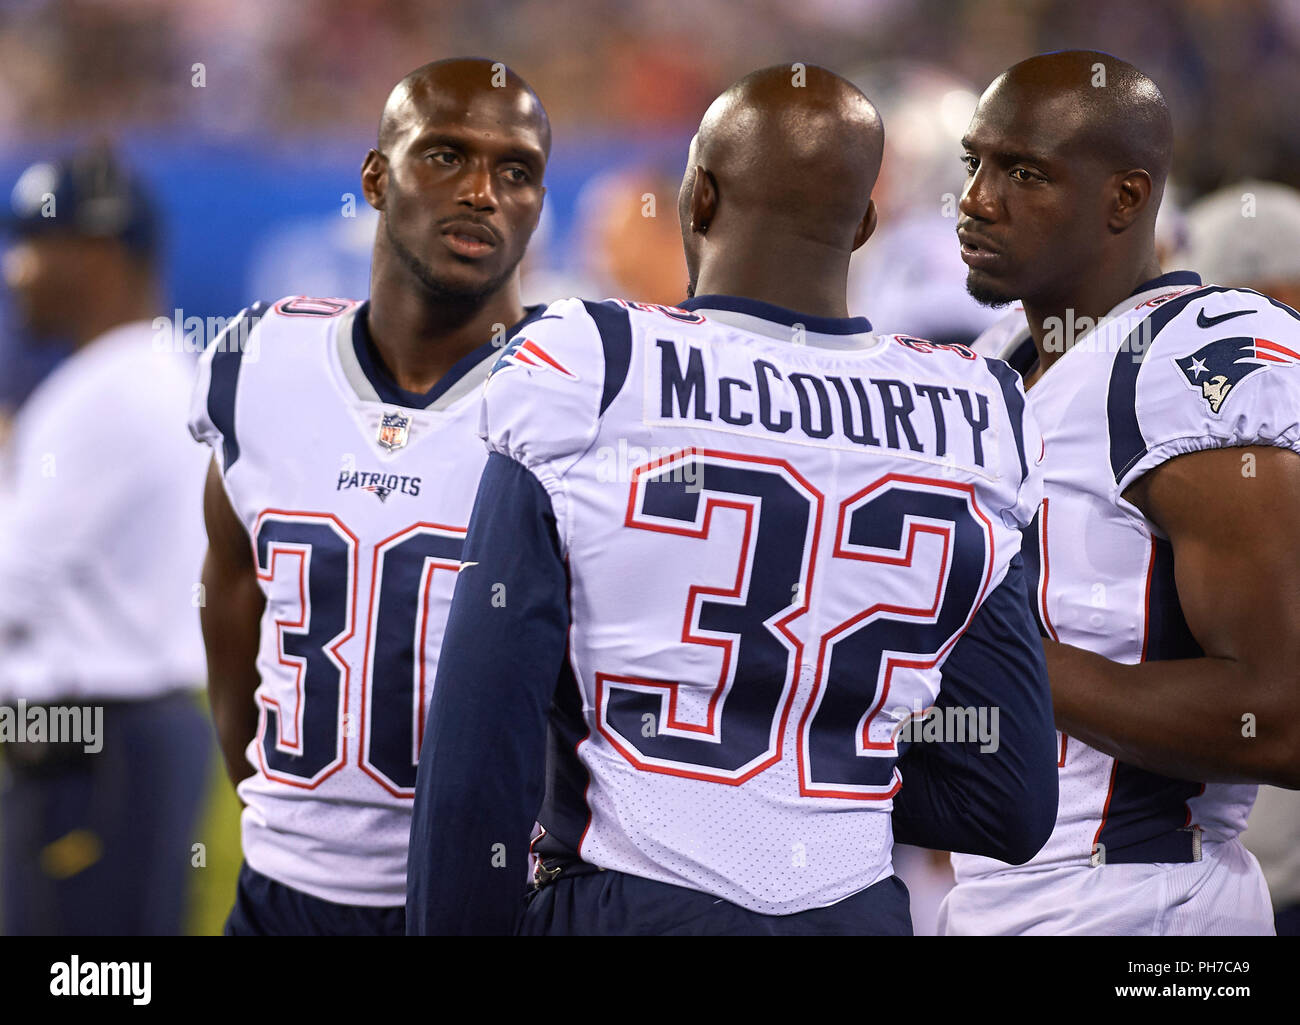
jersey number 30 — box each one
[253,513,465,796]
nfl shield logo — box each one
[377,410,411,452]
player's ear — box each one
[689,166,718,236]
[361,149,389,211]
[851,198,878,252]
[1109,169,1153,232]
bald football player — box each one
[192,58,550,935]
[408,64,1057,935]
[943,50,1300,935]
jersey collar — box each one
[680,294,872,336]
[1128,270,1201,298]
[1002,270,1205,376]
[349,301,546,410]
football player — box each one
[190,58,550,935]
[407,64,1058,936]
[942,51,1300,935]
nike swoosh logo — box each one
[1197,307,1255,328]
[458,561,479,569]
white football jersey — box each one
[481,294,1043,914]
[189,295,540,906]
[953,272,1300,886]
[0,320,207,702]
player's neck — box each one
[1023,251,1163,379]
[366,276,525,394]
[693,236,852,320]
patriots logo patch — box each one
[489,335,578,381]
[1175,336,1300,414]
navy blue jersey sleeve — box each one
[891,553,1057,864]
[406,452,569,935]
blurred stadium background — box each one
[1,0,1298,935]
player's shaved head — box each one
[679,64,883,312]
[377,57,551,156]
[988,51,1171,194]
[693,64,882,245]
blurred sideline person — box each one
[850,213,1002,345]
[1186,180,1300,311]
[573,168,688,305]
[0,322,68,469]
[1186,179,1300,935]
[521,167,688,309]
[244,205,377,309]
[408,64,1057,936]
[844,62,1002,346]
[190,58,550,936]
[945,51,1300,935]
[0,147,212,935]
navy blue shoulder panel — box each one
[1004,335,1038,378]
[1105,285,1235,485]
[1102,285,1286,484]
[1105,284,1300,486]
[983,356,1028,480]
[208,301,271,472]
[581,300,633,417]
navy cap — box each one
[5,146,159,258]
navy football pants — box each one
[224,862,406,936]
[519,868,912,936]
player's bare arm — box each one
[200,456,265,789]
[1048,444,1300,788]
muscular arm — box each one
[1049,445,1300,788]
[199,457,265,790]
[891,554,1059,863]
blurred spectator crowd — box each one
[1,0,1298,199]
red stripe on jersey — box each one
[1139,536,1157,662]
[520,339,577,378]
[1092,760,1120,856]
[1255,337,1300,361]
[1038,497,1060,643]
